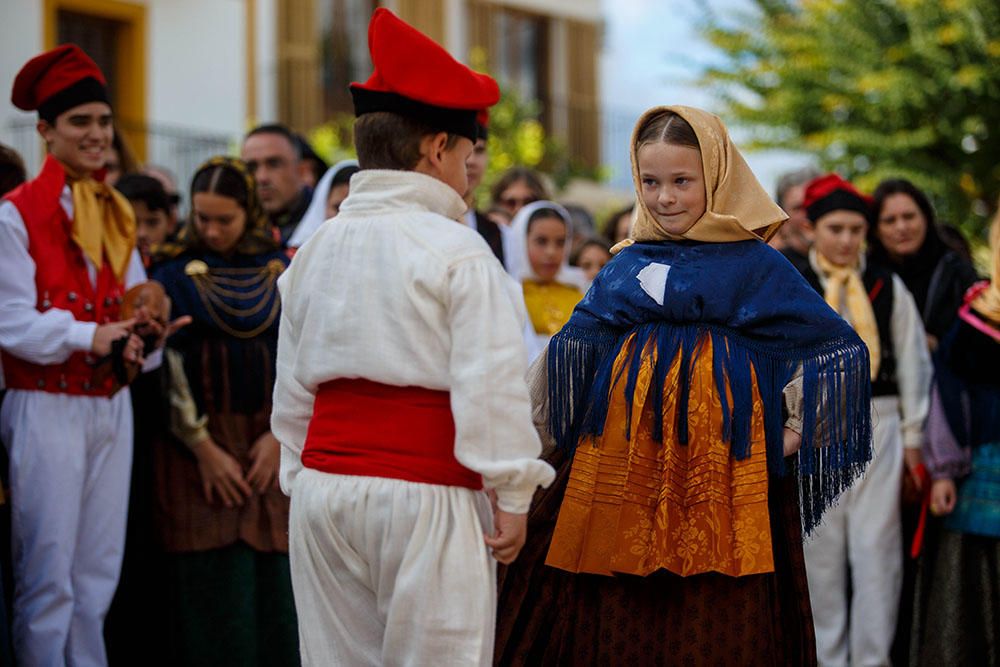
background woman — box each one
[151,156,298,666]
[503,201,585,361]
[870,179,979,351]
[286,159,359,249]
[491,166,550,217]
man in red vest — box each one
[0,45,154,666]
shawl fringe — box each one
[547,321,872,534]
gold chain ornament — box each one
[184,259,284,339]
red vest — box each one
[1,156,125,397]
[301,378,483,490]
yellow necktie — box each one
[816,253,881,382]
[69,178,136,282]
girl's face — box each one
[192,191,248,255]
[577,244,611,282]
[526,215,568,283]
[637,142,707,236]
[498,179,539,215]
[813,210,868,267]
[325,183,350,219]
[613,211,632,243]
[877,193,927,260]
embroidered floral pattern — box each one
[546,334,775,577]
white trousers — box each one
[289,469,496,667]
[804,396,904,667]
[1,389,133,667]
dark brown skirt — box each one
[153,411,290,553]
[909,525,1000,666]
[495,448,817,666]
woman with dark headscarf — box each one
[870,178,980,665]
[151,156,298,665]
[870,179,979,350]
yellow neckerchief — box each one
[68,175,136,282]
[613,105,787,254]
[971,211,1000,324]
[815,251,881,381]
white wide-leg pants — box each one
[804,396,904,667]
[289,469,496,667]
[1,389,133,667]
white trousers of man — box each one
[804,396,904,667]
[1,390,132,667]
[289,468,496,667]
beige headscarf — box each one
[615,105,787,252]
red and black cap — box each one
[804,173,874,224]
[12,44,110,123]
[350,8,500,141]
[476,109,490,141]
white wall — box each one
[0,0,249,180]
[490,0,601,22]
[147,0,246,135]
[0,0,47,172]
[255,0,278,123]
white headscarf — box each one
[287,159,359,248]
[502,200,587,290]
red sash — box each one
[301,378,483,490]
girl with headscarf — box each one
[493,107,874,665]
[503,201,586,361]
[150,157,298,665]
[286,159,359,249]
[794,173,932,666]
[910,207,1000,665]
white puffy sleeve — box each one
[446,255,555,513]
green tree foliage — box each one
[702,0,1000,237]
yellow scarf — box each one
[614,105,788,253]
[815,252,881,381]
[69,177,136,282]
[971,210,1000,324]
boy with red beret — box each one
[0,45,155,666]
[794,174,931,666]
[271,9,554,665]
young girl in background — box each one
[495,106,875,666]
[570,238,612,282]
[152,157,298,666]
[503,201,585,361]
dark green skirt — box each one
[165,542,299,667]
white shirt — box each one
[0,186,148,385]
[272,169,555,513]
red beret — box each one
[350,8,500,141]
[804,173,874,224]
[12,44,109,122]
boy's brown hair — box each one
[354,112,462,170]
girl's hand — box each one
[247,431,281,494]
[191,437,251,508]
[930,479,957,516]
[783,427,802,457]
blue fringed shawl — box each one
[547,240,873,533]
